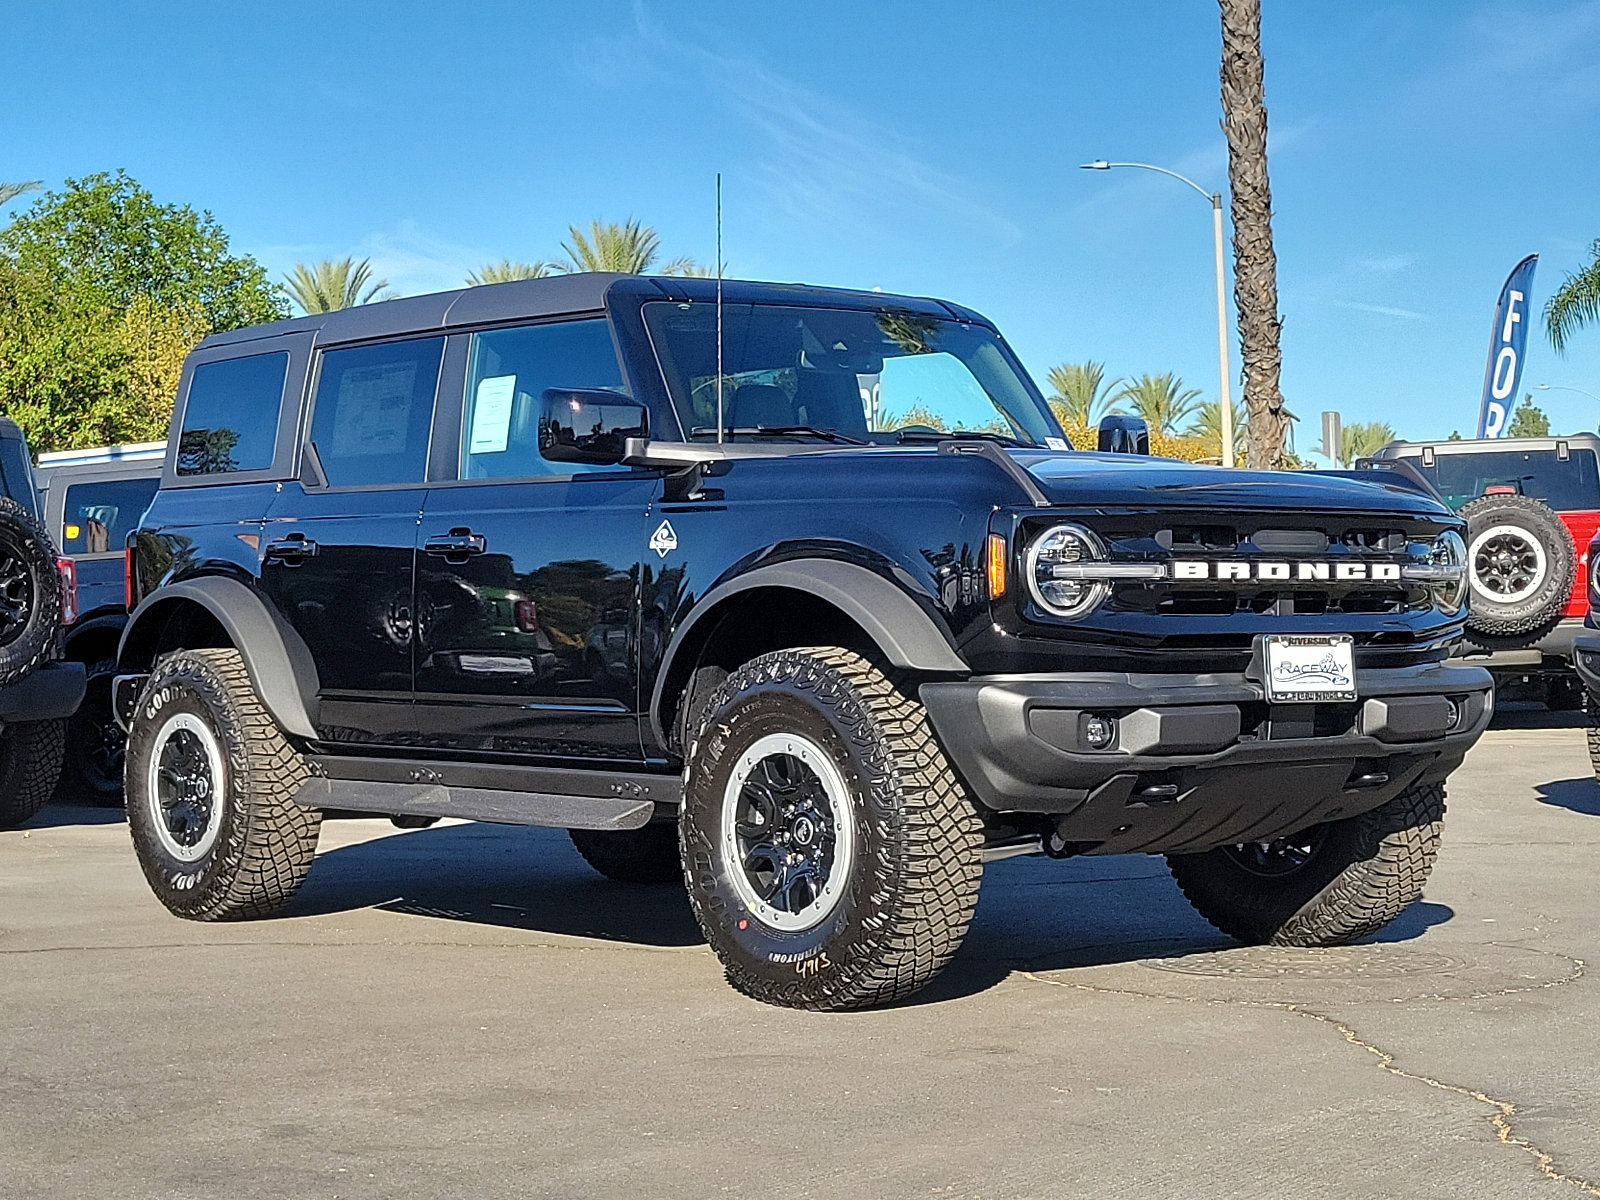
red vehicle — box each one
[1373,435,1599,708]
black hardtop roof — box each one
[1376,433,1600,457]
[197,273,990,351]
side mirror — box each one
[1098,414,1150,455]
[538,389,648,465]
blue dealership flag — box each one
[1475,254,1539,438]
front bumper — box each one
[0,660,87,723]
[1569,635,1600,693]
[1452,617,1582,675]
[919,662,1492,856]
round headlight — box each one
[1429,530,1467,614]
[1025,523,1110,619]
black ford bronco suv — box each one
[115,274,1490,1010]
[0,417,86,829]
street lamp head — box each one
[1080,160,1111,170]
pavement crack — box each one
[1020,961,1599,1196]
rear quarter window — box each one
[60,476,160,556]
[177,352,288,476]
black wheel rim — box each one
[721,732,854,931]
[1224,829,1326,877]
[0,535,35,649]
[1471,529,1543,601]
[155,727,216,850]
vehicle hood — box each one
[1013,451,1452,516]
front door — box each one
[412,317,651,763]
[259,334,445,746]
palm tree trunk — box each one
[1219,0,1289,469]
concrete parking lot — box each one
[5,711,1600,1199]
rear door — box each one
[260,335,447,745]
[414,317,653,764]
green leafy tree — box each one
[284,257,389,314]
[1186,398,1247,461]
[0,171,282,453]
[1046,360,1120,426]
[1112,372,1203,434]
[1507,396,1550,437]
[1316,420,1395,466]
[0,170,285,331]
[466,258,556,285]
[555,218,707,276]
[1546,239,1600,353]
[0,181,41,209]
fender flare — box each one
[117,577,321,740]
[648,557,969,744]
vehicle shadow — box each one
[16,802,126,830]
[1489,702,1586,731]
[289,821,1457,1002]
[1534,777,1600,816]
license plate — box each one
[1262,634,1356,702]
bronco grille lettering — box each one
[1170,560,1401,582]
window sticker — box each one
[329,362,418,458]
[1045,437,1070,451]
[468,375,518,455]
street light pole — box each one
[1081,160,1235,468]
[1538,383,1600,404]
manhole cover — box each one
[1143,945,1471,980]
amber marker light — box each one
[986,533,1008,598]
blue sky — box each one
[5,0,1600,458]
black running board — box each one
[293,755,680,831]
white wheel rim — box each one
[719,731,856,933]
[1468,524,1547,605]
[145,712,226,862]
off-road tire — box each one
[0,496,61,687]
[125,648,320,920]
[0,720,67,829]
[680,646,983,1011]
[1460,494,1575,637]
[1167,780,1446,945]
[1585,692,1600,782]
[569,821,682,884]
[61,658,126,804]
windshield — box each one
[643,302,1061,445]
[1398,448,1600,510]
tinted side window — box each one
[1401,449,1600,510]
[0,436,40,518]
[61,476,160,555]
[309,337,445,487]
[177,352,287,475]
[461,320,624,480]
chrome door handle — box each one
[264,535,319,564]
[424,530,487,558]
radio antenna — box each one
[715,172,725,445]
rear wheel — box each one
[1586,692,1600,782]
[0,497,61,687]
[568,822,681,884]
[679,646,983,1010]
[125,648,320,920]
[62,659,126,804]
[0,720,67,829]
[1167,780,1446,945]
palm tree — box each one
[555,219,707,276]
[284,258,389,314]
[1317,420,1395,467]
[1113,373,1203,434]
[1546,239,1600,353]
[1220,0,1290,468]
[0,180,41,208]
[1186,398,1247,461]
[1045,361,1121,425]
[466,259,556,285]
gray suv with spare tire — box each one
[0,418,87,828]
[114,274,1491,1009]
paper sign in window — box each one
[469,375,518,455]
[329,362,418,458]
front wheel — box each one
[125,648,321,920]
[679,646,983,1011]
[1167,780,1446,945]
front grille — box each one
[1134,587,1409,616]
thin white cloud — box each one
[1356,254,1414,274]
[609,4,1019,243]
[1335,300,1430,321]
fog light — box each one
[1445,697,1463,731]
[1082,713,1117,750]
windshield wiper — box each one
[691,425,867,445]
[894,428,1027,446]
